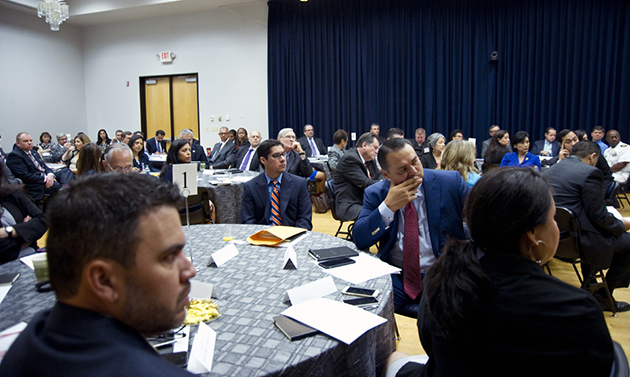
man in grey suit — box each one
[277,128,313,179]
[546,141,630,312]
[328,129,348,171]
[207,127,236,169]
[480,125,500,158]
[234,130,262,171]
[333,132,383,222]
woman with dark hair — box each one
[500,131,541,170]
[38,132,56,163]
[76,143,103,176]
[236,128,249,150]
[128,134,150,173]
[420,133,446,169]
[0,164,47,264]
[95,129,111,152]
[384,168,614,377]
[61,134,91,174]
[483,129,510,165]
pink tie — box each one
[403,202,422,299]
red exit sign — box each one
[160,51,173,63]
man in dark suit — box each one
[410,128,430,157]
[353,138,470,317]
[298,124,327,158]
[6,132,61,202]
[180,129,209,165]
[0,174,195,377]
[145,130,167,155]
[277,128,313,178]
[207,127,236,169]
[531,127,560,158]
[234,130,262,171]
[546,141,630,312]
[240,139,312,230]
[333,132,383,222]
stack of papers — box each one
[321,253,400,285]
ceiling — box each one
[0,0,267,26]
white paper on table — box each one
[207,243,239,267]
[284,276,337,305]
[230,175,256,183]
[0,322,28,364]
[202,169,214,175]
[172,326,190,353]
[321,253,401,285]
[282,298,386,345]
[20,253,40,270]
[0,285,11,306]
[275,232,309,248]
[283,246,298,270]
[187,322,216,374]
[190,280,218,299]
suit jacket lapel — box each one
[254,174,271,221]
[279,174,292,218]
[423,171,441,256]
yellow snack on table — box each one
[184,299,220,325]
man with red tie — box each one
[353,138,470,317]
[239,139,312,230]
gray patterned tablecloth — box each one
[0,225,395,377]
[198,170,260,224]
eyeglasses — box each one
[267,153,286,160]
[106,162,133,172]
[281,135,296,140]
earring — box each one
[528,240,546,264]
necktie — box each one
[403,202,422,299]
[27,151,45,174]
[309,138,318,157]
[270,180,282,226]
[365,162,371,179]
[240,148,254,171]
[157,141,161,153]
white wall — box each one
[82,2,269,147]
[0,6,87,146]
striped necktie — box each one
[270,180,282,226]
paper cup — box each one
[32,253,49,283]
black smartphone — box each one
[318,258,356,269]
[343,296,379,307]
[341,286,379,298]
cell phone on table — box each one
[343,296,379,307]
[318,257,355,269]
[341,286,379,298]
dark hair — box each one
[557,129,573,143]
[0,159,20,197]
[424,168,552,336]
[484,130,509,163]
[575,129,587,140]
[39,132,52,144]
[96,129,111,146]
[257,139,283,166]
[377,138,412,172]
[127,134,145,155]
[544,127,555,135]
[156,130,166,136]
[571,140,600,158]
[449,129,463,140]
[237,128,248,141]
[512,131,529,146]
[159,139,190,179]
[592,125,605,132]
[122,131,132,139]
[356,132,377,150]
[333,129,348,145]
[76,143,104,176]
[47,173,182,299]
[229,129,237,139]
[386,128,405,139]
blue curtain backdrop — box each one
[267,0,630,152]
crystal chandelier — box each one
[37,0,70,31]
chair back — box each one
[611,341,629,377]
[554,207,581,260]
[324,179,340,221]
[179,189,209,225]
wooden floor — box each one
[310,209,630,357]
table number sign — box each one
[173,163,198,197]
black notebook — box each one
[308,246,359,261]
[0,272,19,286]
[273,315,318,341]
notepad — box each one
[308,246,359,261]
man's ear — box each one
[381,168,389,180]
[83,259,124,304]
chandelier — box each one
[37,0,70,31]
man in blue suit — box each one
[240,139,312,230]
[145,130,167,155]
[353,138,470,317]
[531,127,560,158]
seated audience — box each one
[236,127,249,150]
[420,133,445,169]
[7,132,61,202]
[76,143,103,177]
[0,174,196,376]
[121,131,132,144]
[1,157,19,185]
[333,132,383,222]
[37,132,55,162]
[228,129,237,143]
[480,125,504,158]
[207,127,233,168]
[575,129,588,141]
[298,124,327,158]
[439,140,480,187]
[49,133,68,163]
[0,165,47,264]
[385,167,614,377]
[102,143,134,174]
[387,128,405,139]
[412,128,430,157]
[61,134,91,174]
[370,123,385,145]
[146,130,167,155]
[328,129,348,172]
[500,131,541,170]
[449,129,463,141]
[483,129,510,165]
[234,130,262,171]
[95,129,111,152]
[530,127,559,157]
[240,139,312,230]
[128,134,151,173]
[604,129,630,183]
[160,139,192,182]
[592,125,608,154]
[277,128,314,178]
[111,129,123,143]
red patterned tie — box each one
[403,202,422,299]
[271,180,282,226]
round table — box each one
[197,170,260,224]
[0,224,396,377]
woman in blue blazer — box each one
[500,131,541,171]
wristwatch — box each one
[5,226,13,238]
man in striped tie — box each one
[240,139,312,230]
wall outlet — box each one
[351,132,357,140]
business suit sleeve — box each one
[239,182,258,224]
[316,139,327,156]
[531,141,542,155]
[295,178,313,230]
[353,185,390,250]
[328,149,341,171]
[336,156,377,190]
[298,156,313,178]
[6,153,44,184]
[583,169,626,238]
[10,191,47,243]
[146,139,157,154]
[211,144,236,169]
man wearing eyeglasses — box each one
[102,144,135,173]
[207,127,235,169]
[277,128,313,178]
[240,139,312,230]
